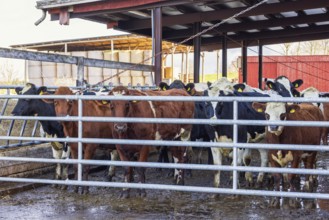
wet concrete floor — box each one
[1,150,329,219]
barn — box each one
[1,0,329,217]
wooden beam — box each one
[117,0,329,31]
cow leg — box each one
[51,145,63,187]
[256,148,268,188]
[240,148,253,188]
[136,146,149,197]
[185,146,194,178]
[302,152,317,192]
[268,155,281,209]
[60,145,71,190]
[171,146,186,185]
[115,144,132,198]
[288,157,302,209]
[80,144,97,195]
[69,145,79,193]
[107,150,119,181]
[211,146,222,188]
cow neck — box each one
[33,99,62,136]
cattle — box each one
[252,102,323,208]
[109,86,194,198]
[11,83,70,186]
[266,75,303,97]
[300,87,329,145]
[159,80,215,167]
[52,86,118,194]
[206,82,269,189]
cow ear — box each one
[15,87,23,94]
[158,82,169,91]
[266,81,275,90]
[37,86,47,95]
[96,100,110,106]
[207,81,212,88]
[286,104,300,114]
[252,102,266,113]
[292,79,303,88]
[233,84,245,93]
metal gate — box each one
[0,48,329,201]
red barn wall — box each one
[238,55,329,92]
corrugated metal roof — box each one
[11,34,191,53]
[35,0,329,51]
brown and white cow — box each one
[53,87,118,194]
[108,86,194,198]
[252,102,323,208]
[300,86,329,145]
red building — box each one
[239,55,329,92]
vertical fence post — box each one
[76,57,85,87]
[232,100,238,190]
[78,98,83,182]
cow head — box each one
[11,83,47,116]
[53,87,75,117]
[159,80,187,91]
[266,76,303,97]
[252,102,300,136]
[206,78,235,120]
[108,86,133,135]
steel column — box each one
[242,41,247,83]
[152,7,162,86]
[193,22,201,83]
[258,43,263,89]
[222,33,228,78]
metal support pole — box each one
[78,98,83,181]
[258,43,263,89]
[242,41,248,83]
[222,33,228,78]
[232,100,238,190]
[193,22,201,83]
[76,57,85,87]
[152,7,162,86]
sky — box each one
[0,0,281,80]
[0,0,125,79]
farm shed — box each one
[35,0,329,86]
[238,55,329,92]
[11,34,197,86]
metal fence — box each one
[1,47,329,200]
[1,91,329,200]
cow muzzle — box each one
[114,123,128,133]
[269,125,279,131]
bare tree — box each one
[280,43,293,55]
[0,61,21,84]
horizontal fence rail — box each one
[0,47,154,72]
[1,87,329,201]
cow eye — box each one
[110,103,114,110]
[265,113,270,120]
[68,100,73,105]
[280,113,286,120]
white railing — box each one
[1,92,329,199]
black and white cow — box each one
[206,81,269,188]
[266,76,303,97]
[12,83,70,184]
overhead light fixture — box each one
[128,11,150,18]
